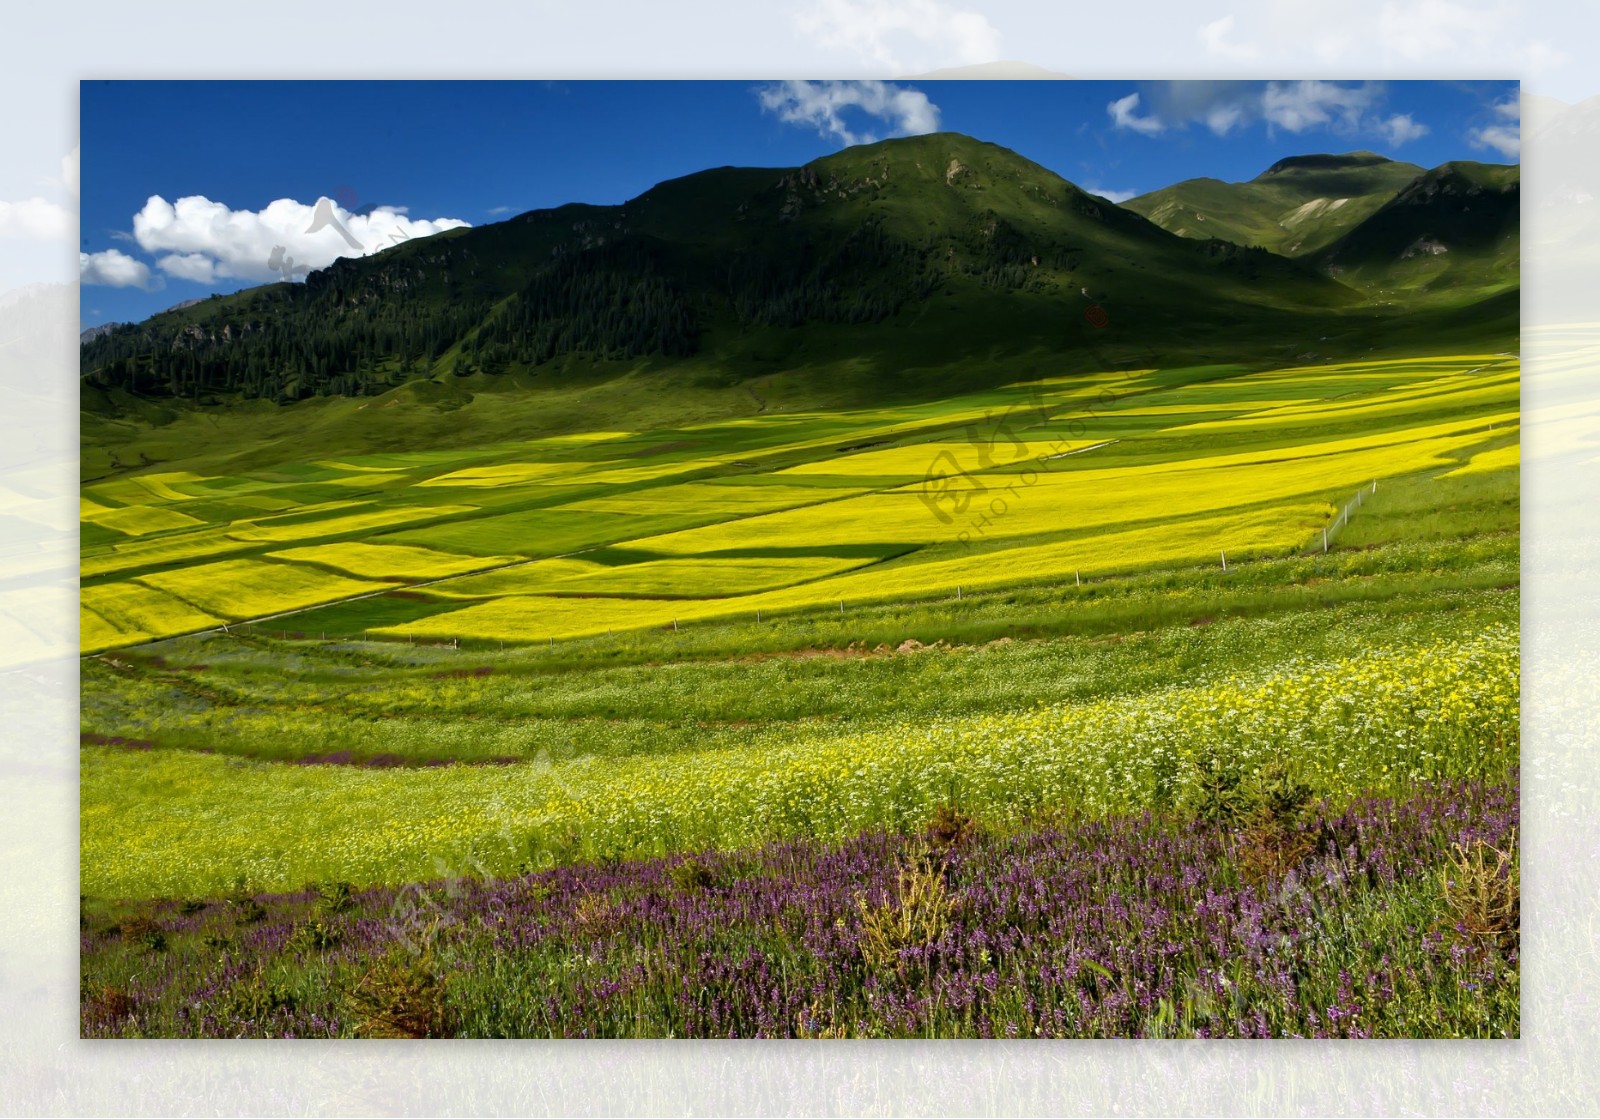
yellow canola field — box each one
[563,481,858,516]
[320,471,413,488]
[778,439,1099,478]
[81,530,252,579]
[378,502,1329,642]
[622,423,1497,556]
[1443,441,1520,477]
[266,542,517,580]
[227,504,477,544]
[1174,373,1518,434]
[426,557,609,598]
[137,558,390,620]
[444,554,880,600]
[82,504,206,537]
[81,582,225,652]
[416,462,590,487]
[130,472,209,503]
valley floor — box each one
[78,352,1520,1038]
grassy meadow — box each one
[79,351,1520,1037]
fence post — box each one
[674,618,679,632]
[1075,570,1080,587]
[956,586,961,601]
[1322,528,1328,552]
[1221,551,1228,572]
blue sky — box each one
[79,78,1519,328]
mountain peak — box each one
[1258,151,1395,178]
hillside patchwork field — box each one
[77,124,1520,1040]
[80,348,1519,1038]
[80,353,1515,653]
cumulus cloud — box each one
[1082,185,1138,204]
[156,252,218,284]
[1377,112,1430,145]
[1261,80,1378,134]
[1107,93,1165,136]
[128,194,471,283]
[794,0,1002,71]
[1203,103,1248,137]
[759,79,940,146]
[1108,80,1435,149]
[79,248,157,290]
[1470,95,1520,159]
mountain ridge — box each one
[80,132,1515,447]
[82,132,1364,411]
[1123,150,1429,256]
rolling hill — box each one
[1122,152,1425,257]
[1314,161,1520,298]
[79,133,1518,477]
[82,133,1362,410]
[1124,151,1519,301]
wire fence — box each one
[1321,479,1378,553]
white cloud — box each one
[1204,104,1248,136]
[1198,15,1258,60]
[156,252,217,284]
[1471,125,1520,158]
[0,197,72,240]
[1378,112,1430,145]
[62,148,79,200]
[486,205,514,216]
[1465,93,1516,158]
[1107,93,1165,136]
[79,249,157,290]
[759,79,940,146]
[1470,95,1520,159]
[1110,80,1436,150]
[1261,80,1378,134]
[1082,185,1138,204]
[793,0,1002,71]
[128,194,471,283]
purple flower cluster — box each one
[81,779,1519,1039]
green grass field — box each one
[79,351,1518,895]
[78,349,1521,1040]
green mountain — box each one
[1314,161,1520,298]
[82,133,1365,414]
[1122,152,1426,257]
